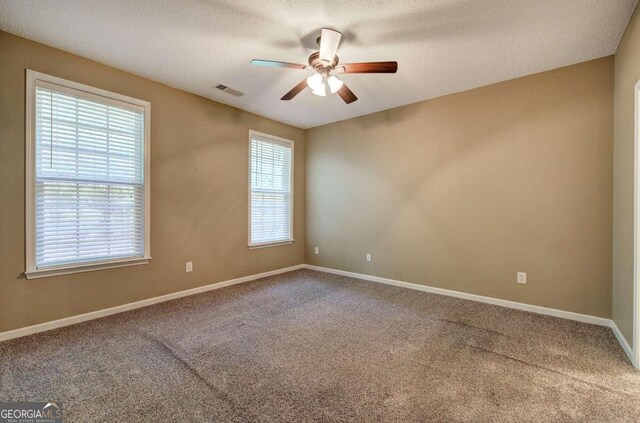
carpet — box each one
[0,269,638,422]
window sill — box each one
[25,257,151,280]
[248,240,295,250]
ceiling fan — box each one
[250,29,398,104]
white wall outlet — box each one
[186,262,193,273]
[517,272,526,284]
[366,253,372,262]
[314,247,319,255]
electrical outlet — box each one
[366,253,372,262]
[517,272,526,284]
[314,247,319,255]
[186,262,193,273]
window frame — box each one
[25,70,151,279]
[247,130,295,249]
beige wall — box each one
[306,57,614,318]
[0,28,619,334]
[0,31,305,333]
[613,6,640,345]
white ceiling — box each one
[1,0,637,129]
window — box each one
[248,131,294,247]
[25,70,150,278]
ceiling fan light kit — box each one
[307,73,344,96]
[251,28,398,104]
[327,76,344,94]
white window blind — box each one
[249,133,293,246]
[27,72,150,276]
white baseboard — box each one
[1,262,636,368]
[304,264,637,366]
[610,320,636,366]
[0,264,305,342]
[304,265,611,326]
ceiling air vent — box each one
[215,84,245,97]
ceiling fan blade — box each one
[281,79,309,101]
[319,29,342,64]
[335,62,398,74]
[337,83,358,104]
[251,59,310,70]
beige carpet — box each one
[1,269,639,422]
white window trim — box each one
[633,78,640,368]
[24,70,151,279]
[247,130,295,249]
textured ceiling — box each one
[0,0,637,129]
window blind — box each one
[250,135,293,245]
[34,83,145,269]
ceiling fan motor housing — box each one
[308,52,339,73]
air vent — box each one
[214,84,245,97]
